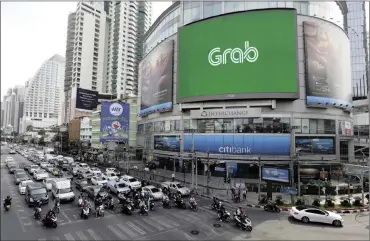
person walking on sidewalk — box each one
[171,173,175,182]
[243,188,247,200]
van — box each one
[51,178,75,202]
[25,183,49,207]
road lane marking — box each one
[22,222,32,226]
[75,231,88,240]
[37,239,46,241]
[51,236,61,241]
[126,221,146,235]
[116,223,138,237]
[166,212,194,222]
[61,211,72,223]
[18,209,25,212]
[133,220,155,232]
[184,232,196,240]
[107,224,127,239]
[156,215,180,227]
[142,218,164,231]
[151,216,173,229]
[86,229,102,240]
[64,233,75,241]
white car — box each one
[106,167,121,176]
[90,168,102,176]
[107,181,130,195]
[91,176,108,186]
[34,170,49,181]
[40,162,49,169]
[289,205,343,227]
[120,175,141,189]
[102,172,119,182]
[142,185,164,200]
[29,165,40,175]
[42,178,54,191]
[19,180,34,194]
[78,163,90,171]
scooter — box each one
[139,205,148,216]
[42,215,58,228]
[34,207,42,220]
[53,203,60,213]
[189,200,198,211]
[96,205,105,217]
[234,214,252,232]
[211,198,221,211]
[122,203,133,215]
[218,209,231,222]
[175,199,186,209]
[149,200,155,211]
[162,198,171,209]
[81,206,90,219]
[264,204,280,213]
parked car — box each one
[141,185,164,200]
[74,179,89,191]
[91,176,108,186]
[8,164,20,174]
[289,205,343,227]
[161,181,190,196]
[85,186,108,200]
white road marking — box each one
[75,231,88,240]
[61,211,72,223]
[184,232,196,240]
[107,224,127,239]
[126,221,146,235]
[37,238,46,241]
[116,223,138,237]
[51,236,61,241]
[86,229,102,241]
[64,233,75,241]
[133,220,155,232]
[151,216,173,229]
[142,218,165,231]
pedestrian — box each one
[171,173,175,182]
[243,188,247,200]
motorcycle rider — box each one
[3,195,12,207]
[139,198,147,214]
[94,196,103,211]
[267,198,276,210]
[189,195,196,207]
[34,200,42,216]
[43,209,56,225]
[236,206,245,219]
[54,197,60,210]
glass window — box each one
[203,1,222,19]
[184,2,200,25]
[224,1,244,13]
[145,123,153,133]
[184,119,190,131]
[198,119,215,133]
[263,118,274,133]
[309,119,317,134]
[175,120,180,131]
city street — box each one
[1,147,369,240]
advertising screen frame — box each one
[75,87,98,112]
[100,101,130,143]
[139,40,174,117]
[261,166,290,184]
[177,8,299,103]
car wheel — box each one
[333,220,342,227]
[301,216,309,223]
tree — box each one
[26,125,33,132]
[38,137,45,146]
[38,129,46,136]
[30,138,35,144]
[11,131,18,137]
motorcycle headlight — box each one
[29,198,34,202]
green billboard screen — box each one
[177,9,298,103]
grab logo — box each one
[109,103,123,116]
[208,41,259,66]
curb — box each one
[196,193,369,214]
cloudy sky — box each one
[0,1,172,98]
[1,2,369,99]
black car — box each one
[25,183,49,207]
[24,165,31,172]
[85,186,108,200]
[14,173,29,185]
[8,164,20,174]
[74,179,89,191]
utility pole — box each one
[206,150,210,195]
[257,156,262,201]
[191,131,195,189]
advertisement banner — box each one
[303,21,352,108]
[139,40,174,116]
[190,108,261,119]
[295,137,335,154]
[178,9,298,103]
[339,121,353,136]
[100,101,130,143]
[298,167,330,184]
[261,167,290,183]
[76,88,98,112]
[154,136,180,152]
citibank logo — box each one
[208,41,259,66]
[219,145,252,154]
[109,103,123,116]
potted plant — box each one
[340,196,352,207]
[352,196,362,207]
[275,195,284,205]
[295,197,304,206]
[325,196,335,207]
[312,197,321,207]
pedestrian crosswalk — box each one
[35,207,222,241]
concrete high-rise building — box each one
[136,2,152,62]
[2,85,25,133]
[1,101,3,128]
[345,2,369,99]
[21,55,65,132]
[63,1,152,122]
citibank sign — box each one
[219,145,252,154]
[190,108,261,119]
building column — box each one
[348,139,355,162]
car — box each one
[90,168,102,177]
[34,169,49,181]
[42,178,55,191]
[74,179,89,191]
[106,167,121,176]
[102,172,119,182]
[14,172,30,185]
[107,181,130,195]
[141,185,164,200]
[45,164,55,173]
[6,161,16,168]
[85,186,108,200]
[51,168,60,176]
[77,163,90,172]
[91,176,108,186]
[19,180,34,194]
[39,162,49,169]
[24,165,31,172]
[77,169,93,180]
[161,181,190,196]
[13,169,26,175]
[9,149,16,154]
[8,164,20,174]
[24,183,49,207]
[29,165,40,175]
[120,175,141,190]
[289,205,344,227]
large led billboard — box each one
[303,21,352,108]
[139,40,174,116]
[177,9,298,103]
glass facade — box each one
[347,2,369,99]
[143,1,345,57]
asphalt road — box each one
[1,146,369,240]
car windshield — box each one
[37,170,46,174]
[10,164,18,168]
[21,182,32,187]
[151,188,160,193]
[31,188,46,195]
[176,184,184,188]
[16,174,27,178]
[92,186,101,191]
[31,165,38,169]
[118,183,126,188]
[129,178,137,182]
[95,177,103,181]
[59,188,72,194]
[79,180,88,185]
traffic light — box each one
[223,170,227,183]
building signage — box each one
[190,108,261,119]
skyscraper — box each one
[21,55,65,132]
[2,86,25,133]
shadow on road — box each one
[287,216,342,229]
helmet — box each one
[7,196,10,199]
[239,206,242,209]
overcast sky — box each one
[1,2,369,100]
[0,1,172,99]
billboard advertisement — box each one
[154,136,180,152]
[100,101,130,143]
[295,137,335,154]
[303,21,352,108]
[139,40,174,116]
[76,88,98,112]
[261,167,290,183]
[177,9,298,103]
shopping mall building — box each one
[136,1,356,180]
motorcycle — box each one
[81,206,90,219]
[264,204,280,213]
[234,214,252,232]
[121,203,133,215]
[104,199,114,210]
[139,205,149,216]
[42,215,58,228]
[218,209,231,222]
[175,199,186,209]
[149,200,155,211]
[96,205,105,217]
[211,199,221,211]
[78,198,83,207]
[3,202,11,211]
[258,197,267,205]
[189,200,198,211]
[162,198,171,209]
[53,203,60,213]
[34,207,42,220]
